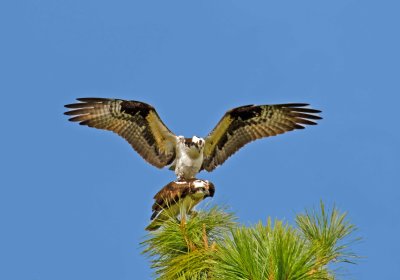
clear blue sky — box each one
[1,1,399,279]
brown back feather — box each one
[150,179,215,220]
[151,181,191,215]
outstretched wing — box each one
[202,103,322,171]
[64,98,177,168]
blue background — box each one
[1,1,399,279]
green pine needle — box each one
[142,202,359,280]
[142,205,236,279]
[296,201,360,266]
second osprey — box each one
[65,98,322,179]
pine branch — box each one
[142,205,236,279]
[296,201,360,275]
[142,202,359,280]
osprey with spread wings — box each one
[64,98,321,179]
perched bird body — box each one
[64,98,322,179]
[146,179,215,231]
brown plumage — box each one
[64,98,176,168]
[146,179,215,231]
[65,98,321,178]
[202,103,322,171]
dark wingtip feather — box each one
[77,97,109,102]
[289,107,322,114]
[64,103,79,108]
[64,110,79,116]
[290,112,322,120]
[281,103,310,107]
[79,120,91,126]
[296,118,318,125]
[68,116,83,122]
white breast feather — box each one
[174,136,204,179]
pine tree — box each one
[142,202,358,280]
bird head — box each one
[191,179,215,198]
[178,136,205,157]
[191,136,205,149]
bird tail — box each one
[145,220,162,231]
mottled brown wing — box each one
[202,103,322,171]
[64,98,176,168]
[151,181,190,220]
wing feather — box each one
[202,103,322,171]
[150,181,190,220]
[64,98,176,168]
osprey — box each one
[146,178,215,231]
[64,98,321,179]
